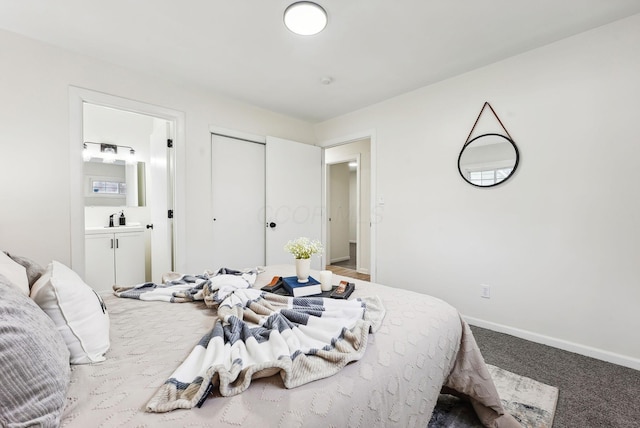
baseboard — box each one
[330,256,350,263]
[463,316,640,371]
[356,268,369,275]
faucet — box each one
[108,213,116,227]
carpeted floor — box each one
[469,325,640,427]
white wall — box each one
[315,15,640,368]
[0,29,315,273]
[349,170,357,242]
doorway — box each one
[324,138,372,281]
[82,104,173,285]
[69,87,186,281]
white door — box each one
[265,136,322,269]
[149,118,172,282]
[211,135,266,269]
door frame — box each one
[69,87,186,278]
[320,130,377,281]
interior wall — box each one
[0,28,315,272]
[315,14,640,367]
[349,170,357,242]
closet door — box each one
[211,135,266,269]
[265,136,322,270]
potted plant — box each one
[284,237,323,283]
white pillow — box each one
[31,261,110,364]
[0,251,29,295]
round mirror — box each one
[457,133,519,187]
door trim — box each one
[209,125,265,145]
[69,86,186,278]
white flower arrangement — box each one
[284,237,324,259]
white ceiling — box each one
[1,1,639,123]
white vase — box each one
[295,258,311,283]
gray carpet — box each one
[469,326,640,427]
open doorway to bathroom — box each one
[324,139,371,282]
[82,104,173,290]
[69,87,185,287]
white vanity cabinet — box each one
[85,226,145,292]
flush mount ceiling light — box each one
[284,2,327,36]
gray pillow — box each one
[0,274,70,428]
[3,252,46,288]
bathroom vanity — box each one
[85,226,145,292]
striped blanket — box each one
[114,269,385,412]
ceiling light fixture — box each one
[284,2,327,36]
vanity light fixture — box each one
[83,141,136,163]
[284,2,327,36]
[100,143,118,155]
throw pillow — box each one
[0,275,70,428]
[31,260,110,364]
[5,252,46,288]
[0,250,29,295]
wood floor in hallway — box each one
[324,265,370,281]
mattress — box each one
[61,265,516,427]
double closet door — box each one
[211,134,322,271]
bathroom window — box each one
[469,168,513,186]
[91,180,126,195]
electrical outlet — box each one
[481,284,491,299]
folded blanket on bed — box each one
[115,270,385,413]
[113,267,257,303]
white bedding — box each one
[61,265,517,427]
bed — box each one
[0,255,519,428]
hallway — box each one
[326,243,370,281]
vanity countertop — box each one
[85,225,145,234]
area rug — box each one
[428,365,558,428]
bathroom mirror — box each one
[457,133,519,187]
[83,159,146,207]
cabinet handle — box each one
[116,238,119,249]
[110,238,114,249]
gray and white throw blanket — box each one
[114,268,385,413]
